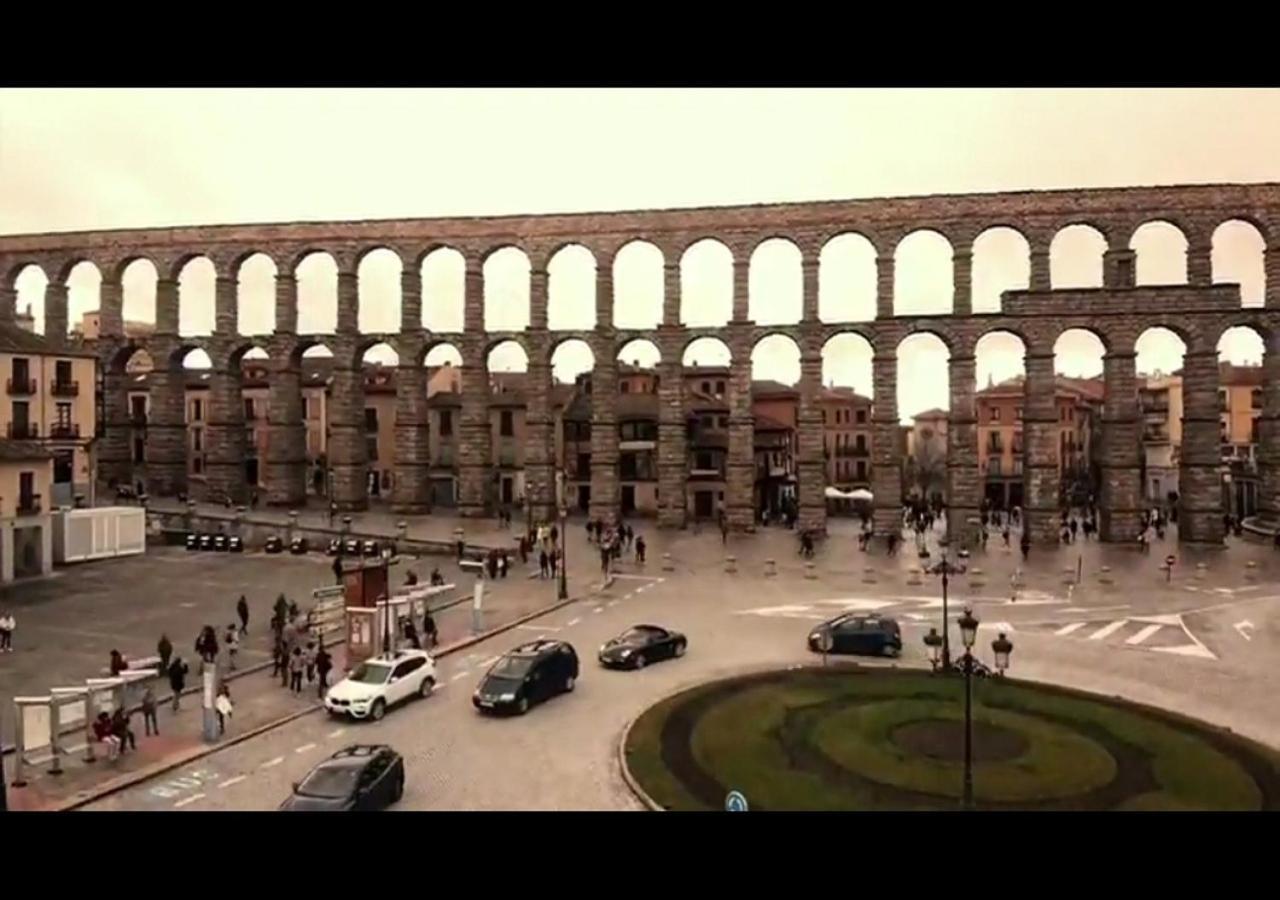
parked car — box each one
[264,535,284,554]
[324,649,436,721]
[185,533,199,552]
[343,538,361,556]
[290,537,310,555]
[598,625,687,670]
[473,640,579,715]
[228,535,244,553]
[808,613,902,658]
[326,538,342,557]
[362,539,381,557]
[279,745,404,811]
[213,534,229,552]
[198,533,215,551]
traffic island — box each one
[621,667,1280,811]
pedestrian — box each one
[518,537,528,565]
[600,545,610,575]
[430,566,444,586]
[93,712,122,760]
[1061,525,1071,544]
[539,549,549,578]
[981,528,989,549]
[1069,518,1078,541]
[287,599,299,622]
[635,535,646,564]
[499,553,508,579]
[112,706,137,752]
[304,640,318,682]
[1002,526,1010,547]
[289,647,305,694]
[275,635,290,687]
[316,642,333,696]
[195,626,218,665]
[0,609,12,651]
[332,555,343,584]
[237,595,250,635]
[550,523,559,547]
[225,624,240,670]
[888,533,899,555]
[1020,533,1030,560]
[328,499,337,526]
[720,517,729,545]
[167,656,188,712]
[215,685,234,735]
[423,609,438,648]
[549,548,558,579]
[141,684,159,736]
[405,569,419,587]
[109,648,127,676]
[487,549,498,580]
[586,520,594,543]
[404,620,421,650]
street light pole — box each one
[958,606,979,810]
[558,503,568,600]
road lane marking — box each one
[451,671,469,682]
[328,728,346,739]
[1125,624,1164,645]
[261,756,285,769]
[517,624,560,632]
[1088,620,1129,641]
[1235,620,1255,641]
[593,606,604,613]
[295,743,317,754]
[174,793,205,808]
[607,600,619,607]
[219,775,247,789]
[480,656,500,667]
[1054,622,1087,636]
[566,618,581,627]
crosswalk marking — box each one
[1054,622,1087,636]
[1088,620,1129,641]
[1125,624,1164,645]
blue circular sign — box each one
[725,790,749,812]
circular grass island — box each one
[623,667,1280,811]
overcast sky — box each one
[2,88,1276,421]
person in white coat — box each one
[0,611,14,651]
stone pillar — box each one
[1029,248,1051,292]
[1022,351,1060,544]
[156,279,180,336]
[328,338,368,511]
[731,256,749,322]
[1178,350,1225,544]
[400,269,421,332]
[391,354,431,514]
[596,261,613,329]
[100,278,124,337]
[875,255,894,318]
[1099,351,1142,542]
[99,352,133,487]
[336,269,358,333]
[524,331,556,523]
[456,337,491,518]
[45,279,68,342]
[1253,344,1280,530]
[1103,248,1136,289]
[657,328,687,528]
[871,351,902,536]
[0,285,14,326]
[529,266,548,331]
[946,353,979,546]
[663,261,680,326]
[1187,241,1213,286]
[725,324,755,532]
[590,334,620,527]
[204,358,249,504]
[275,274,298,335]
[801,256,820,322]
[265,348,307,506]
[214,276,237,335]
[952,244,973,317]
[1266,244,1280,309]
[796,340,826,536]
[145,341,187,497]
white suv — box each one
[324,650,436,721]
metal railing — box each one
[6,422,38,439]
[6,377,36,395]
[51,380,79,397]
[17,493,42,515]
[49,422,81,439]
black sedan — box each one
[808,613,902,658]
[326,539,342,557]
[264,535,285,554]
[279,745,404,811]
[598,625,687,669]
[289,537,310,555]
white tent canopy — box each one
[825,487,873,501]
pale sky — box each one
[2,88,1276,421]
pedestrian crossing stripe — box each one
[1039,613,1217,661]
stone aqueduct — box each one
[2,183,1279,547]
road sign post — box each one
[1165,554,1176,583]
[818,627,833,667]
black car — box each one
[599,625,687,670]
[808,613,902,658]
[198,533,215,551]
[264,535,284,554]
[290,537,310,555]
[278,745,404,811]
[344,538,361,556]
[213,534,229,552]
[362,539,381,557]
[228,535,244,553]
[326,538,342,557]
[473,640,579,715]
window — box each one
[56,402,71,427]
[500,410,513,437]
[439,410,452,437]
[1253,388,1263,410]
[823,410,828,425]
[856,461,867,480]
[133,437,145,463]
[11,357,30,390]
[131,396,147,421]
[192,428,203,452]
[620,381,630,394]
[366,437,378,461]
[576,452,591,477]
[364,408,378,432]
[718,415,728,429]
[989,407,1000,423]
[192,456,204,475]
[701,381,710,393]
[855,434,866,453]
[986,431,1002,452]
[19,471,34,504]
[244,398,255,420]
[695,451,713,470]
[855,409,866,424]
[716,380,725,395]
[191,399,203,422]
[55,359,72,386]
[1015,406,1023,421]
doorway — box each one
[576,484,590,512]
[694,490,714,519]
[622,485,636,514]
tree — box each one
[904,436,947,501]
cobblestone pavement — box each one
[78,521,1280,811]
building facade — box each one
[0,439,54,582]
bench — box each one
[459,558,486,575]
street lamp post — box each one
[927,538,968,671]
[957,606,979,810]
[558,503,569,600]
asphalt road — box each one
[83,555,1280,811]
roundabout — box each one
[623,666,1280,811]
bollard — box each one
[1098,565,1113,585]
[764,558,777,577]
[906,568,922,586]
[1195,562,1208,580]
[969,567,986,589]
[862,567,877,585]
[804,562,817,579]
[661,552,675,572]
[1245,560,1258,582]
[1061,566,1076,586]
[725,555,737,574]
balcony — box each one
[6,378,36,395]
[17,494,42,515]
[6,422,37,439]
[49,422,81,439]
[51,380,80,397]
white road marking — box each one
[593,606,604,613]
[174,793,205,808]
[295,743,317,754]
[1054,622,1087,636]
[978,621,1014,634]
[480,656,500,667]
[517,624,560,632]
[179,602,197,608]
[218,775,247,789]
[1088,620,1129,641]
[1234,620,1255,641]
[261,756,285,769]
[1125,624,1164,645]
[451,671,469,682]
[607,600,619,607]
[565,618,581,627]
[328,728,346,739]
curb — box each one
[617,711,664,812]
[44,587,600,811]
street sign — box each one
[725,790,749,812]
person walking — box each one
[225,624,240,670]
[1020,532,1031,560]
[404,620,421,650]
[304,641,318,683]
[0,609,13,651]
[215,685,234,736]
[141,684,160,736]
[1002,526,1010,547]
[720,516,729,545]
[423,609,438,649]
[271,634,287,684]
[167,656,189,712]
[539,548,549,579]
[236,595,250,636]
[112,707,137,752]
[315,643,333,697]
[499,553,508,579]
[635,535,646,564]
[289,647,305,695]
[332,555,343,584]
[109,649,127,676]
[549,548,558,579]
